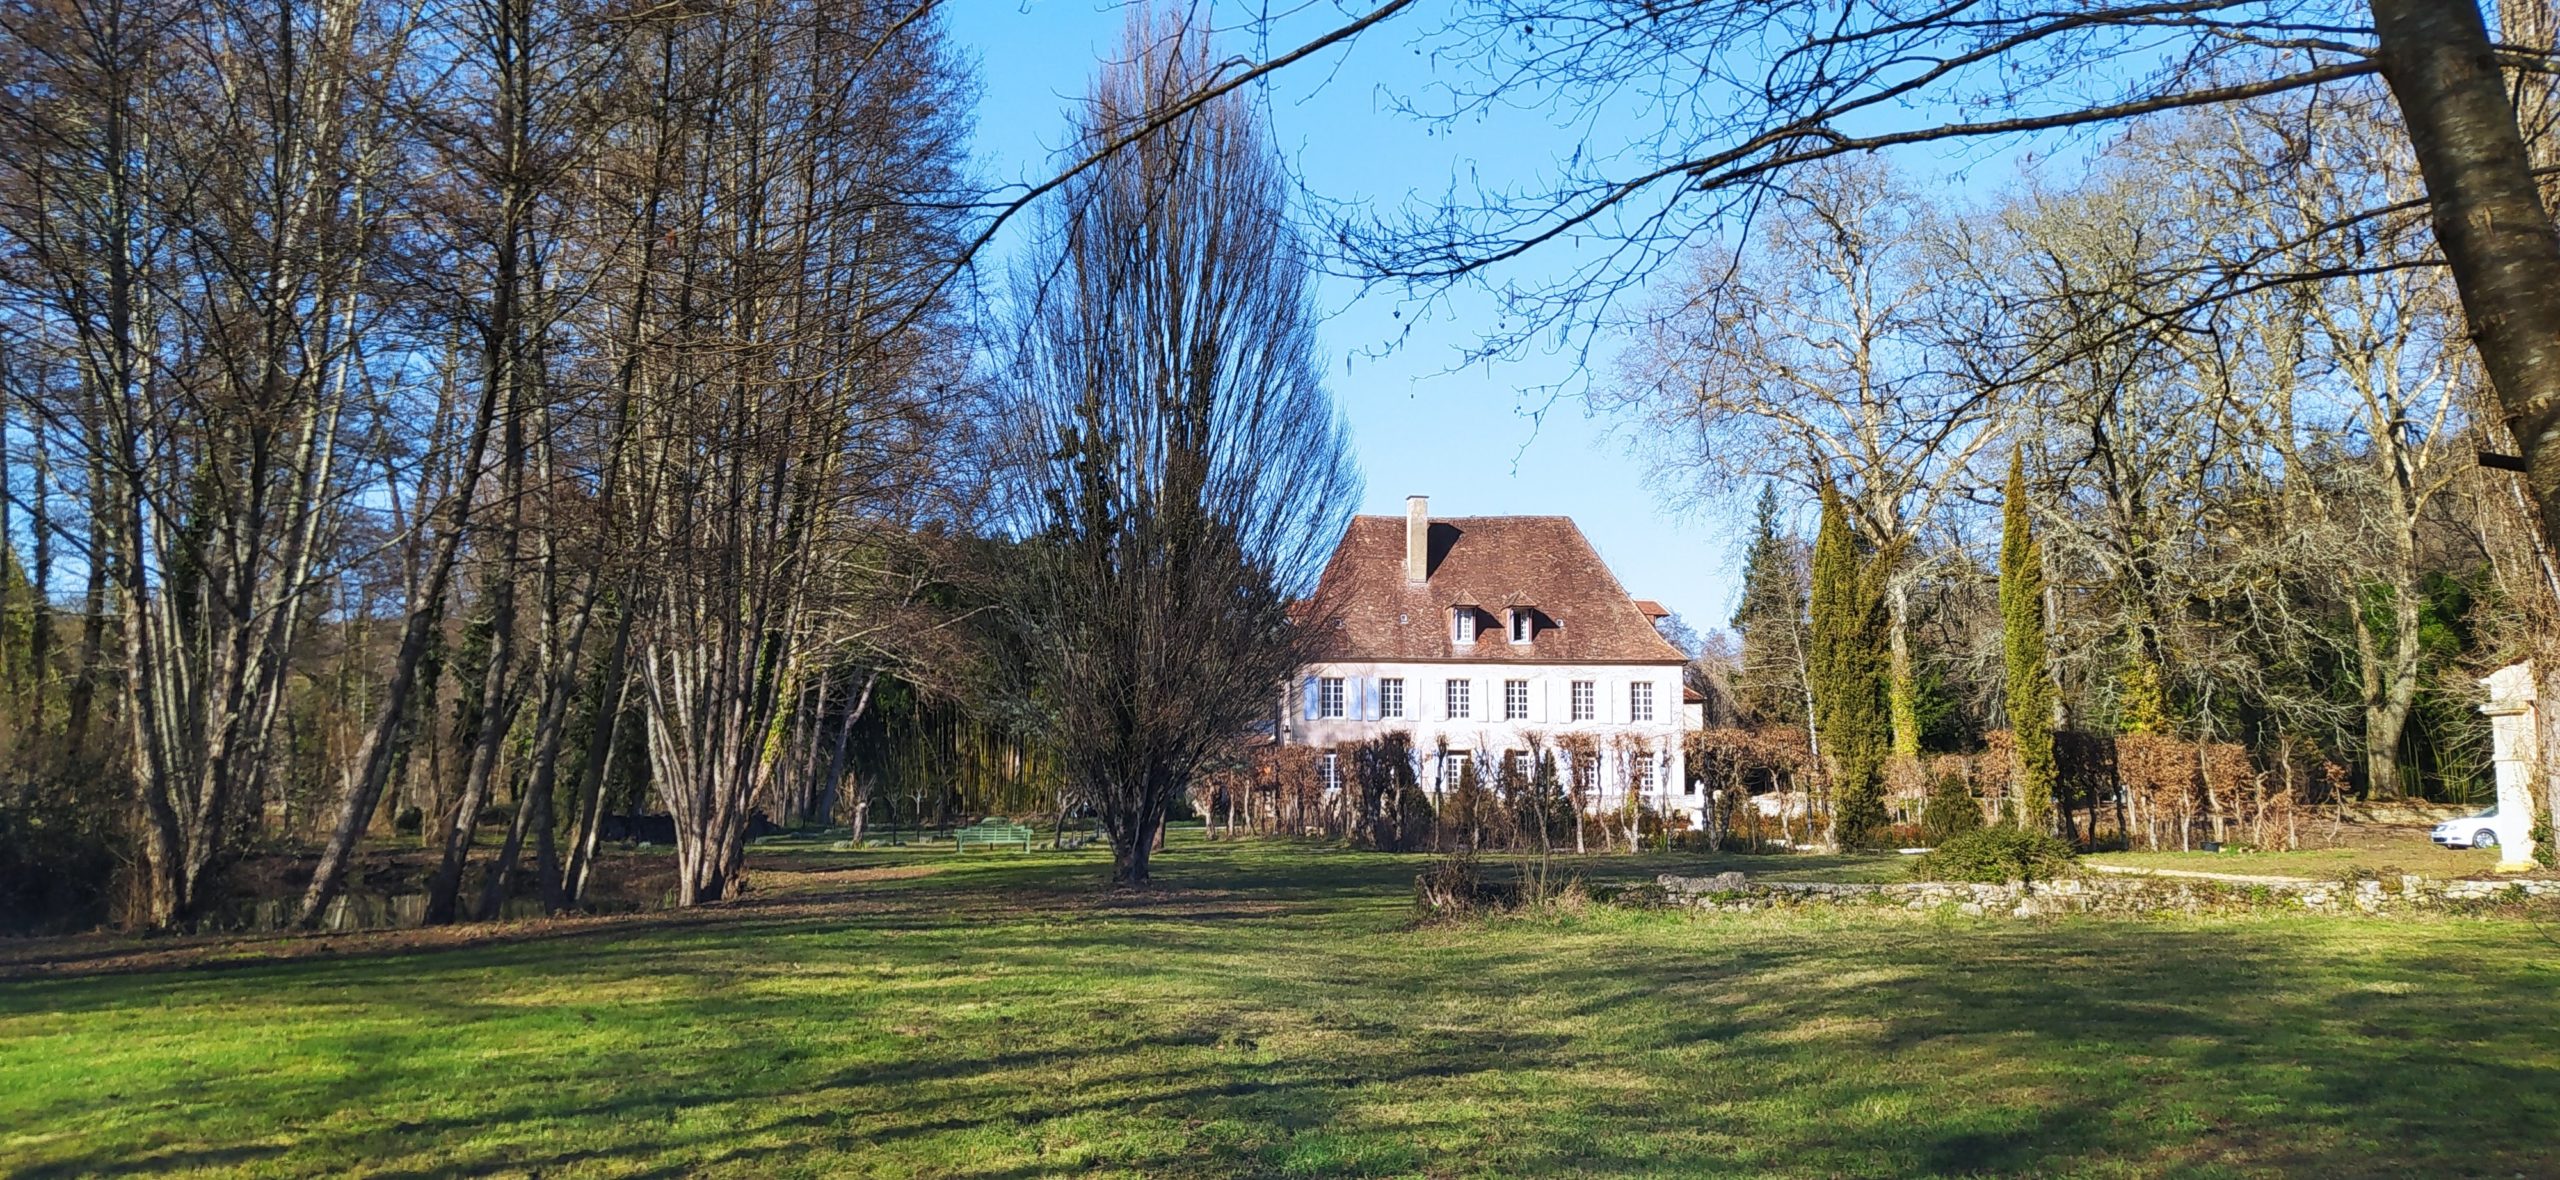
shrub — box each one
[1908,826,2077,884]
[1919,773,1984,846]
[1414,853,1493,919]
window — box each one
[1452,608,1478,644]
[1637,756,1659,794]
[1575,752,1600,790]
[1318,676,1347,719]
[1380,677,1405,719]
[1319,752,1342,793]
[1508,609,1534,644]
[1504,679,1530,720]
[1445,678,1472,720]
[1441,751,1471,791]
[1504,749,1532,782]
[1570,680,1595,722]
[1684,772,1699,797]
[1630,681,1655,723]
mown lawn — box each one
[4,839,2557,1178]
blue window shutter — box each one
[1364,677,1382,720]
[1303,676,1320,720]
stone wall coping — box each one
[1652,870,2560,918]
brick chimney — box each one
[1405,495,1429,583]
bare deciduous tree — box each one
[1611,158,1995,757]
[1002,7,1357,886]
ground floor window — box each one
[1441,751,1471,792]
[1319,752,1341,793]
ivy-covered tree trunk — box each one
[2000,451,2058,834]
[1887,578,1920,760]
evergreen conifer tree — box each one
[1730,485,1809,726]
[1999,450,2059,833]
[1810,482,1892,850]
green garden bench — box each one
[953,819,1034,852]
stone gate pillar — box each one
[2479,662,2539,872]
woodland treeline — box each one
[0,0,1012,931]
[1622,94,2553,851]
[11,0,2560,930]
[0,0,1370,930]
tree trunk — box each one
[295,395,494,927]
[424,427,526,924]
[2369,0,2560,568]
[560,607,635,909]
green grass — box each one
[5,840,2558,1178]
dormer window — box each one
[1508,608,1534,644]
[1451,607,1478,645]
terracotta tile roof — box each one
[1309,514,1687,665]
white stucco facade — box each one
[1281,659,1698,823]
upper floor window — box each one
[1318,676,1347,719]
[1380,677,1405,719]
[1570,680,1596,722]
[1445,678,1472,720]
[1630,681,1655,723]
[1451,608,1478,645]
[1508,608,1534,644]
[1504,679,1530,720]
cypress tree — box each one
[1999,449,2058,833]
[1730,485,1808,725]
[1810,481,1891,850]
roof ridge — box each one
[1312,513,1688,665]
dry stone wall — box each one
[1655,872,2560,918]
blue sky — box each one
[951,2,1748,637]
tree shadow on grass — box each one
[8,842,2560,1178]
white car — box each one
[2431,805,2519,850]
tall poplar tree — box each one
[1810,482,1891,850]
[1003,7,1358,886]
[2000,451,2058,833]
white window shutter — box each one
[1609,678,1626,724]
[1529,676,1547,723]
